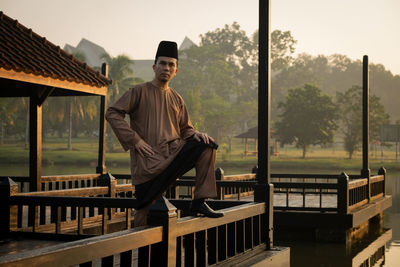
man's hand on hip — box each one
[193,131,215,145]
[135,139,155,157]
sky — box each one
[1,0,400,75]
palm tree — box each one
[101,53,143,151]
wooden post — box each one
[361,55,371,202]
[378,167,386,196]
[338,172,349,214]
[0,178,18,237]
[98,173,117,220]
[254,0,273,250]
[147,196,178,267]
[98,173,117,197]
[215,168,224,200]
[29,93,43,192]
[96,63,108,174]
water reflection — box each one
[275,173,399,266]
[277,229,391,267]
[383,173,400,266]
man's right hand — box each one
[134,139,155,157]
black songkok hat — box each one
[155,41,178,60]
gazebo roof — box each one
[235,126,258,139]
[0,11,111,96]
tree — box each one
[253,29,297,71]
[336,85,390,159]
[275,84,338,158]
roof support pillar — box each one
[29,93,42,191]
[96,63,108,174]
[361,55,371,201]
[254,0,273,249]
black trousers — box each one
[135,138,218,210]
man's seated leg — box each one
[134,208,149,227]
[190,147,223,218]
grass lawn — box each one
[1,137,399,174]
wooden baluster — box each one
[236,220,245,253]
[176,236,183,267]
[61,206,67,222]
[207,228,217,265]
[101,255,114,267]
[125,208,131,230]
[40,205,46,225]
[101,207,107,235]
[55,206,61,234]
[120,250,133,267]
[138,246,150,267]
[218,224,227,261]
[184,233,195,267]
[196,230,207,267]
[17,205,23,229]
[227,222,236,257]
[71,206,77,220]
[253,215,260,246]
[286,188,289,208]
[78,206,84,235]
[319,188,322,208]
[245,217,253,250]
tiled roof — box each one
[0,11,111,88]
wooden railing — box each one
[0,196,268,266]
[1,174,134,236]
[1,174,104,193]
[168,167,387,215]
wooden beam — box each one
[29,93,42,192]
[37,87,55,106]
[0,68,107,96]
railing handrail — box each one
[41,173,101,182]
[17,184,132,197]
[348,178,368,190]
[0,226,163,267]
[10,195,138,209]
[18,186,109,197]
[271,173,342,179]
[176,202,265,236]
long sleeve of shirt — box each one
[105,82,196,184]
[105,88,142,151]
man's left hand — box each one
[193,131,215,145]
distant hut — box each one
[0,11,111,191]
[235,126,278,156]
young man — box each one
[106,41,223,226]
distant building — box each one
[64,37,196,81]
[64,38,108,68]
[179,36,197,50]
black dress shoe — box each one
[190,199,224,218]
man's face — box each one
[153,56,178,83]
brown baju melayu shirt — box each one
[105,82,196,185]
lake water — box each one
[1,164,399,266]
